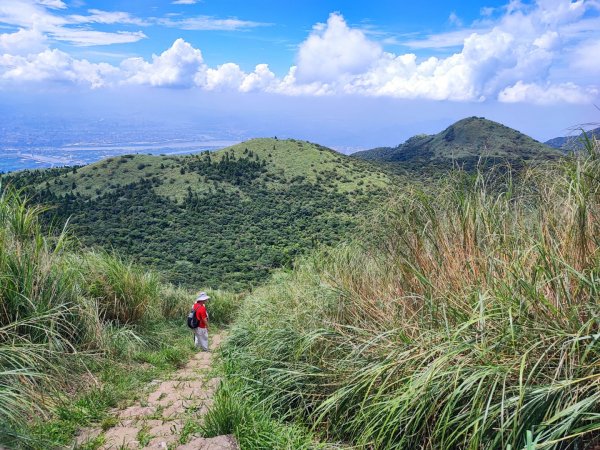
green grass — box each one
[219,138,390,193]
[23,320,196,449]
[221,137,600,449]
[82,250,162,325]
[202,378,329,449]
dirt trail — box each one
[76,333,237,450]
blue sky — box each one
[0,0,599,149]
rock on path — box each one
[75,333,237,450]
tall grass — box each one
[223,138,600,449]
[0,187,194,446]
[0,188,82,445]
[82,251,161,325]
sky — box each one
[0,0,599,150]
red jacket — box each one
[193,303,208,328]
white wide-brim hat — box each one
[195,292,210,302]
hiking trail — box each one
[76,333,237,450]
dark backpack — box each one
[187,306,199,329]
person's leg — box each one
[194,328,202,349]
[199,327,209,351]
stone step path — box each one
[76,333,237,450]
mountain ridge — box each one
[545,127,600,151]
[353,116,561,170]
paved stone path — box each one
[76,333,237,450]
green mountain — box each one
[353,117,560,170]
[2,138,391,290]
[545,127,600,151]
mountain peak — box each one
[353,117,560,170]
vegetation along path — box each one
[76,333,237,450]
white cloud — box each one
[295,13,382,83]
[0,48,118,87]
[535,0,587,26]
[481,7,496,17]
[121,38,205,88]
[571,39,600,75]
[448,12,463,27]
[160,16,268,31]
[0,3,598,106]
[69,9,149,26]
[402,29,487,49]
[0,28,47,55]
[36,0,66,9]
[286,12,565,102]
[0,0,147,46]
[239,64,277,92]
[498,81,598,104]
[172,0,199,4]
[50,30,147,47]
[533,31,560,50]
[205,63,245,90]
[327,1,599,104]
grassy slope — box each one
[3,139,393,289]
[35,138,391,201]
[219,138,390,192]
[353,116,560,169]
[217,140,600,449]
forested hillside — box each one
[2,139,391,289]
[353,116,560,171]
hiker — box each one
[192,292,210,351]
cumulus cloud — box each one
[205,63,246,90]
[0,28,47,55]
[498,81,598,104]
[295,13,382,83]
[239,64,277,92]
[0,48,118,87]
[121,38,205,88]
[286,8,598,103]
[0,3,598,106]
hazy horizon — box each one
[1,0,599,170]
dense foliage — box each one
[3,142,387,290]
[220,139,600,449]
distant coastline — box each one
[0,140,240,173]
